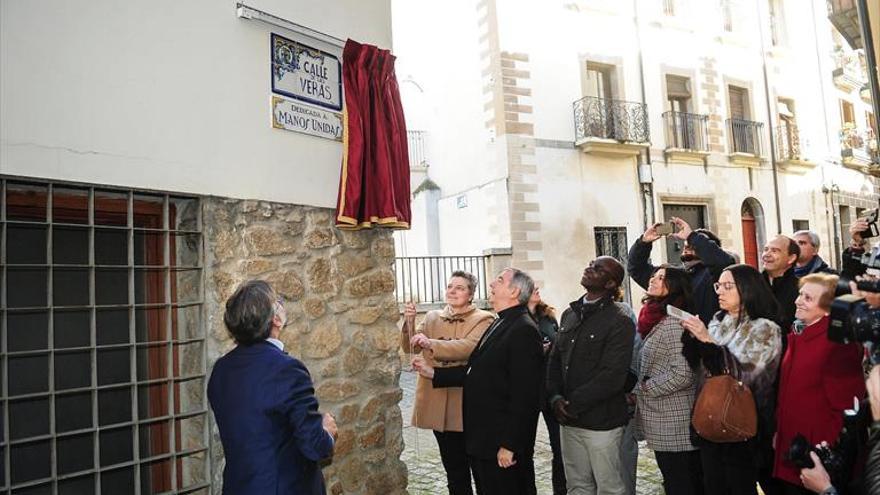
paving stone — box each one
[398,370,666,494]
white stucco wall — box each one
[1,0,392,208]
[436,178,510,256]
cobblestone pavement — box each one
[399,370,665,494]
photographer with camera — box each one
[796,365,880,495]
[793,275,880,495]
[773,274,866,494]
[843,217,873,280]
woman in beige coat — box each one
[402,270,494,495]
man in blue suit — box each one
[209,280,337,494]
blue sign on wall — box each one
[271,33,342,111]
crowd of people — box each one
[201,214,880,495]
[403,216,880,495]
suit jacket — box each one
[433,304,543,460]
[208,340,334,495]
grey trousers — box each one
[619,419,638,495]
[560,425,625,495]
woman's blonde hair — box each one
[798,273,839,312]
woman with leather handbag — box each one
[681,264,783,495]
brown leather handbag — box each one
[691,372,757,443]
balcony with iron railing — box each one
[727,118,764,166]
[774,121,814,172]
[407,130,429,169]
[573,96,650,157]
[840,125,880,173]
[394,255,490,308]
[832,50,867,92]
[662,111,709,164]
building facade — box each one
[1,1,409,493]
[393,0,878,311]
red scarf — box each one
[637,299,667,339]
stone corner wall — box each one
[202,197,408,495]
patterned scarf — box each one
[708,313,781,378]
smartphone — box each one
[655,222,674,236]
[666,305,695,321]
[861,208,880,238]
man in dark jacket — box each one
[546,256,635,495]
[414,267,543,495]
[628,217,735,325]
[761,235,800,334]
[793,230,837,277]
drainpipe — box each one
[633,0,654,231]
[823,184,842,266]
[857,0,880,128]
[810,0,839,266]
[755,0,783,234]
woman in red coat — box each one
[773,273,866,493]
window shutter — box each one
[729,86,747,119]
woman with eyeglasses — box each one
[401,270,494,495]
[772,273,865,494]
[681,264,783,495]
[634,266,703,495]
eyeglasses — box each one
[713,282,736,293]
[274,297,289,328]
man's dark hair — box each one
[723,264,780,325]
[644,265,694,312]
[785,236,801,260]
[596,256,625,288]
[693,228,722,247]
[224,280,275,345]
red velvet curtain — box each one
[336,39,411,230]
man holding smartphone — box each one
[627,217,735,325]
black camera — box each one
[829,246,880,361]
[828,294,880,355]
[787,405,866,488]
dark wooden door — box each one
[662,204,706,263]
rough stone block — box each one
[308,258,339,295]
[304,227,339,249]
[346,269,396,298]
[337,252,374,277]
[244,227,296,256]
[358,424,386,449]
[302,297,326,319]
[304,320,342,358]
[240,258,275,276]
[317,379,361,402]
[265,270,305,301]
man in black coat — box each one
[628,217,735,325]
[761,234,800,334]
[546,256,635,495]
[413,267,543,495]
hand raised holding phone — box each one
[643,222,674,242]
